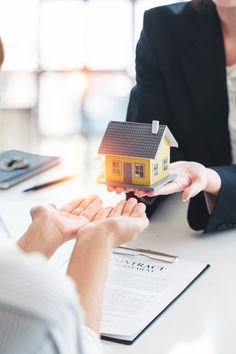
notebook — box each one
[0,150,61,189]
[101,246,209,345]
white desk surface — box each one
[0,169,235,354]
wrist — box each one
[77,222,116,249]
[204,168,222,196]
[17,214,63,258]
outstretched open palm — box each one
[30,195,103,243]
[78,197,149,247]
[134,161,208,201]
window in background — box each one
[39,72,85,137]
[0,72,37,109]
[81,72,132,135]
[86,0,132,70]
[0,0,189,144]
[0,0,39,71]
[40,0,85,70]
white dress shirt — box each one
[0,236,102,354]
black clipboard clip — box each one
[112,246,178,264]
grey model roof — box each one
[98,121,178,159]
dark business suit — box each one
[126,0,236,233]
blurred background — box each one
[0,0,186,184]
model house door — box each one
[124,163,132,183]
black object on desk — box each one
[22,175,76,192]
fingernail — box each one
[183,195,191,202]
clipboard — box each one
[101,246,210,345]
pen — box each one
[22,175,76,192]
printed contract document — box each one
[101,247,209,344]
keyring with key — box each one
[0,156,29,172]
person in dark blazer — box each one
[110,0,236,233]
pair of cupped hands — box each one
[29,195,149,250]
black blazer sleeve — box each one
[189,166,236,233]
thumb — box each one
[30,205,52,220]
[182,182,203,202]
[30,206,44,220]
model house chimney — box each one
[152,120,159,134]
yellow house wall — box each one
[105,155,151,185]
[150,137,170,185]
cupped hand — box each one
[30,195,103,243]
[105,161,208,200]
[78,198,149,248]
[134,161,221,201]
[134,161,207,200]
[105,161,222,201]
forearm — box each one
[17,215,63,258]
[67,229,113,335]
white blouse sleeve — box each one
[83,326,102,354]
[0,238,102,354]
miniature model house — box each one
[98,120,178,190]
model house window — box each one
[153,163,158,176]
[163,158,168,171]
[111,161,122,175]
[134,164,145,178]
